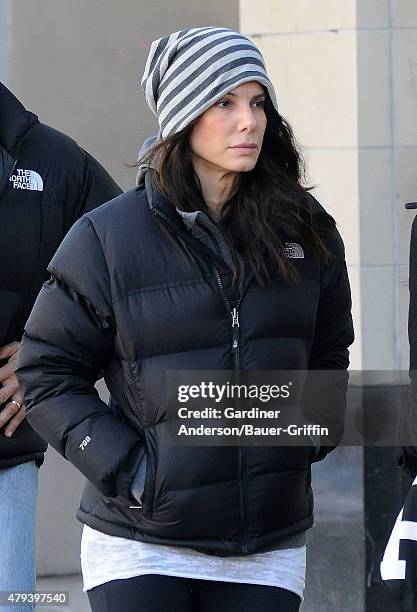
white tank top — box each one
[81,525,306,601]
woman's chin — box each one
[228,161,258,173]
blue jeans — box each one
[0,462,38,612]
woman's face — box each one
[189,81,267,177]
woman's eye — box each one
[216,99,265,109]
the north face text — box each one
[9,169,44,191]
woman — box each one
[16,27,354,611]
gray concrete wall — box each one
[356,0,417,372]
[0,1,10,84]
[2,1,238,577]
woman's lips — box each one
[230,144,257,149]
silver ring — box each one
[10,399,21,410]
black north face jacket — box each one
[16,175,354,556]
[0,83,121,468]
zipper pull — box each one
[231,308,239,352]
[232,308,239,327]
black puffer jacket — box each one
[16,175,354,556]
[0,83,121,468]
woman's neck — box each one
[193,161,237,220]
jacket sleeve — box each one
[71,150,122,221]
[304,228,354,462]
[395,388,417,477]
[15,215,144,498]
[395,215,417,475]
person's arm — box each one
[394,215,417,475]
[304,229,354,462]
[16,215,144,498]
[395,394,417,477]
[1,152,121,438]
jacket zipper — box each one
[0,154,17,199]
[9,158,18,179]
[213,266,249,554]
[153,206,252,552]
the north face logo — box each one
[9,169,44,191]
[284,243,304,258]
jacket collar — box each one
[137,135,188,228]
[143,170,231,274]
[144,170,185,228]
[0,83,39,154]
[138,137,236,276]
[138,138,216,230]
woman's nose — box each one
[237,106,257,131]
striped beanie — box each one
[141,26,278,139]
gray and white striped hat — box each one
[141,26,278,139]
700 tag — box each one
[79,435,91,451]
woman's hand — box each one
[0,341,25,436]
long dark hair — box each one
[137,93,336,287]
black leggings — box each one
[87,574,302,611]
